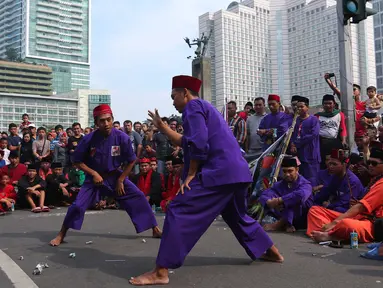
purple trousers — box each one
[300,162,319,186]
[63,174,158,233]
[156,179,273,269]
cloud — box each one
[90,0,225,121]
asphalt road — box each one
[0,209,382,288]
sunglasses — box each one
[367,160,383,167]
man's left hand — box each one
[116,180,125,196]
[178,174,195,195]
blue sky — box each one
[90,0,226,122]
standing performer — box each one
[50,104,161,246]
[129,76,283,286]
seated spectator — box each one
[0,150,6,168]
[259,156,313,232]
[349,153,370,187]
[150,157,165,190]
[67,164,85,201]
[143,144,157,158]
[17,164,49,213]
[1,132,8,139]
[45,162,71,208]
[0,151,27,185]
[307,147,383,244]
[20,132,34,165]
[160,158,183,212]
[312,155,332,194]
[314,149,365,213]
[0,138,10,165]
[39,159,52,180]
[131,158,162,207]
[0,174,17,215]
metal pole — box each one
[337,0,355,147]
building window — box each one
[377,52,382,64]
[377,65,383,77]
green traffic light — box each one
[346,1,358,13]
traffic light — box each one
[343,0,377,24]
[343,0,358,23]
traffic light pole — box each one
[337,0,355,147]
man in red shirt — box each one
[0,151,27,185]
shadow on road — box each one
[25,245,258,281]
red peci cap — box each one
[93,104,113,119]
[268,94,280,102]
[150,157,157,162]
[139,158,151,164]
[172,75,202,93]
[354,131,365,138]
[330,149,349,162]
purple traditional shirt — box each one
[259,175,313,224]
[72,128,136,179]
[181,99,252,187]
[291,115,321,163]
[314,169,365,213]
[258,112,289,151]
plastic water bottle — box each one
[152,204,156,214]
[273,128,277,139]
[11,202,15,212]
[350,231,358,249]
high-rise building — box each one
[0,0,90,94]
[373,0,383,94]
[0,91,78,131]
[199,0,271,109]
[0,59,53,96]
[200,0,376,110]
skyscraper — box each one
[200,0,376,111]
[0,0,90,94]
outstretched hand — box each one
[148,109,165,129]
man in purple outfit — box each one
[257,94,289,151]
[259,156,313,233]
[129,76,283,286]
[290,96,321,185]
[49,104,161,247]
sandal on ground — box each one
[360,247,383,261]
[31,207,42,213]
[42,206,50,212]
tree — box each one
[5,47,19,62]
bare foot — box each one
[311,231,331,243]
[152,226,162,239]
[285,225,296,233]
[263,220,285,232]
[260,245,284,263]
[129,267,169,286]
[49,226,68,247]
[50,234,64,246]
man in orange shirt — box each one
[307,147,383,243]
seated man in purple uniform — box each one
[314,149,365,213]
[129,75,283,286]
[257,94,289,151]
[259,156,313,233]
[290,96,321,185]
[49,104,161,246]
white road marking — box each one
[0,249,39,288]
[27,211,105,218]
